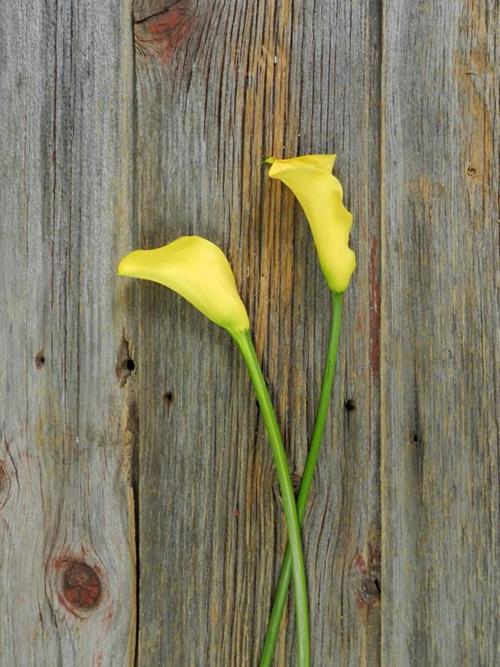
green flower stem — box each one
[259,291,344,667]
[232,330,311,667]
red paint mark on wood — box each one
[369,237,381,381]
[134,2,195,63]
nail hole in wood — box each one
[124,358,135,372]
[35,350,45,369]
[116,335,135,387]
[345,398,356,412]
[163,391,174,405]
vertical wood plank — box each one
[133,1,381,664]
[0,1,136,664]
[294,3,382,665]
[381,0,499,663]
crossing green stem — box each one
[232,330,311,667]
[259,292,344,667]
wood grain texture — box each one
[1,0,498,665]
[0,1,136,664]
[133,0,381,664]
[381,0,499,664]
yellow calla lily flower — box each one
[266,154,356,293]
[118,236,250,333]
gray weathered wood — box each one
[0,1,136,664]
[133,1,380,664]
[1,0,498,665]
[381,0,499,664]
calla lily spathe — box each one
[118,236,250,333]
[266,154,356,293]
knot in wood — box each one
[134,1,196,63]
[358,576,381,607]
[62,562,102,610]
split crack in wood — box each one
[134,0,186,26]
[0,460,11,509]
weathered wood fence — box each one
[1,0,498,664]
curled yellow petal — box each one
[118,236,250,333]
[266,154,356,293]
